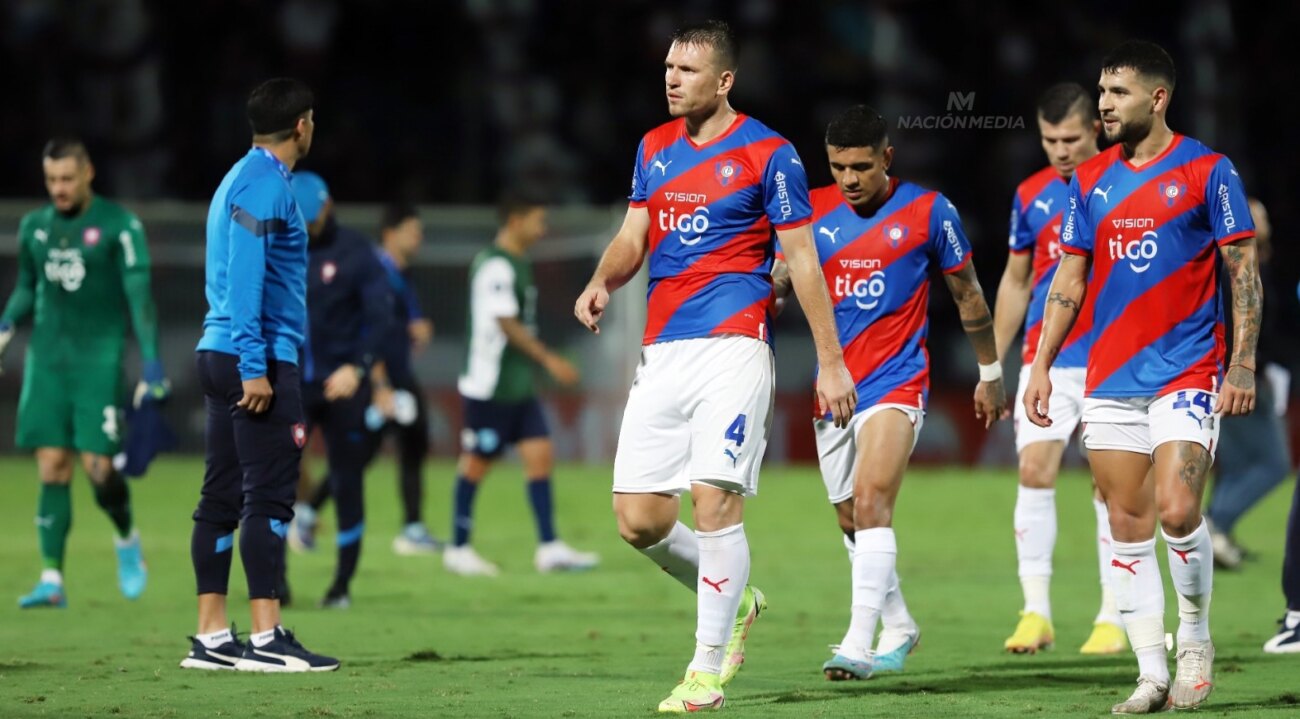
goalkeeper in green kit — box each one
[0,139,168,608]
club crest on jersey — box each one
[714,159,737,187]
[83,227,101,247]
[1159,181,1184,207]
[321,261,338,284]
[292,423,307,448]
[883,223,909,248]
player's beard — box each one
[1106,114,1152,146]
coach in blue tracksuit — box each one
[185,78,338,672]
[291,171,393,608]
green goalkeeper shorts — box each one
[16,359,125,456]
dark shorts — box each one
[303,376,380,470]
[193,351,304,526]
[460,395,549,459]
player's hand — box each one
[409,319,434,351]
[1022,365,1053,428]
[574,284,609,334]
[1215,365,1256,416]
[0,321,13,375]
[816,362,857,428]
[238,376,274,414]
[545,354,580,387]
[324,364,362,401]
[974,377,1006,429]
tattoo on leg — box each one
[1175,442,1210,495]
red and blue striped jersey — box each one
[806,179,972,417]
[629,114,811,346]
[1009,166,1091,368]
[1059,134,1254,398]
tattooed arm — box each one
[1022,252,1090,426]
[943,262,1006,427]
[1217,238,1262,415]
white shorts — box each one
[1014,366,1086,452]
[612,335,775,497]
[1081,389,1221,458]
[814,404,925,504]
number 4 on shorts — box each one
[725,414,747,446]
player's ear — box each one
[717,69,735,96]
[83,161,95,184]
[1151,85,1170,115]
[882,145,895,172]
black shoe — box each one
[179,625,247,671]
[234,627,339,672]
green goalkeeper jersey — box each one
[1,196,159,368]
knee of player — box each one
[1017,453,1058,488]
[850,498,892,530]
[615,518,671,549]
[1156,501,1202,537]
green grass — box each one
[0,456,1295,718]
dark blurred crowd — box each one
[1,0,1297,329]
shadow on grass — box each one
[399,650,592,663]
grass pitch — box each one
[0,456,1295,717]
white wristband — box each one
[978,362,1003,383]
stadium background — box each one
[1,0,1297,465]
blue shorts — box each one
[460,396,549,459]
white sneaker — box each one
[1170,639,1214,709]
[1263,612,1300,653]
[1111,675,1170,714]
[443,545,500,577]
[534,540,599,573]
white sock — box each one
[1015,486,1056,618]
[1112,537,1168,683]
[196,628,233,649]
[880,570,914,631]
[40,569,63,586]
[638,521,700,592]
[690,524,749,675]
[839,527,896,663]
[842,533,855,562]
[113,529,140,549]
[250,628,278,648]
[1162,519,1214,644]
[1093,497,1121,625]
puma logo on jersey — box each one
[1033,198,1054,215]
[818,226,841,244]
[652,159,673,175]
[34,228,48,243]
[1092,185,1113,203]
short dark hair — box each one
[825,105,889,149]
[1037,82,1098,124]
[1101,40,1176,90]
[497,191,546,224]
[247,78,314,139]
[380,202,419,232]
[42,137,90,164]
[670,19,738,71]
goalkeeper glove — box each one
[134,358,170,407]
